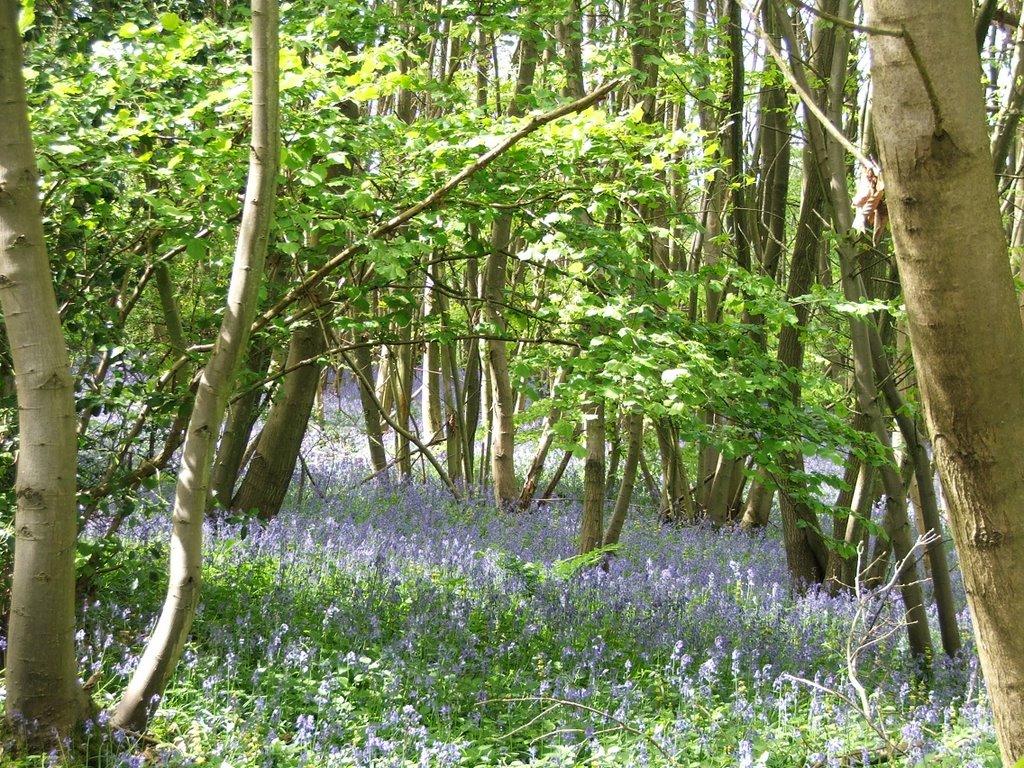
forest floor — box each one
[51,445,998,767]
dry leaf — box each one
[852,163,888,245]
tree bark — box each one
[231,313,326,520]
[578,401,606,555]
[775,0,932,660]
[0,0,88,746]
[352,336,388,472]
[483,214,518,505]
[518,361,573,509]
[210,341,271,506]
[866,0,1024,758]
[113,0,280,731]
[769,155,828,579]
[481,28,539,506]
[604,409,643,547]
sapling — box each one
[785,531,941,765]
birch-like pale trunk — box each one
[113,0,279,731]
[0,0,88,747]
[866,0,1024,758]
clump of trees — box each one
[1,0,1023,762]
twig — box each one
[339,348,458,498]
[478,695,675,763]
[785,532,939,759]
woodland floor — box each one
[3,401,1002,767]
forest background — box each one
[2,0,1023,765]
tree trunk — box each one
[604,409,643,547]
[868,323,961,657]
[655,418,694,521]
[578,401,606,555]
[776,0,933,660]
[210,341,271,506]
[352,336,388,472]
[518,361,573,509]
[393,328,415,478]
[0,1,88,746]
[421,263,444,442]
[113,0,280,731]
[481,26,539,506]
[772,157,828,580]
[866,1,1024,757]
[483,214,518,505]
[231,314,326,520]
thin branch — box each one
[745,0,879,173]
[250,78,624,334]
[782,0,899,37]
[478,696,674,762]
[339,348,459,498]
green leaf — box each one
[185,239,207,260]
[118,21,140,38]
[551,544,620,578]
[159,12,182,32]
[18,0,35,34]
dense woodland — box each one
[1,0,1023,765]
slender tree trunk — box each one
[518,361,573,509]
[654,418,694,521]
[578,401,606,555]
[210,341,271,506]
[393,327,415,478]
[706,449,738,527]
[231,312,326,520]
[113,0,280,731]
[484,215,518,505]
[771,157,828,580]
[0,1,88,746]
[556,0,586,99]
[739,470,773,529]
[604,409,643,547]
[866,1,1024,757]
[776,0,933,659]
[868,324,961,656]
[421,259,443,441]
[540,433,579,504]
[834,460,878,590]
[461,304,482,481]
[352,336,388,472]
[481,29,539,506]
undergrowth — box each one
[1,462,1000,767]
